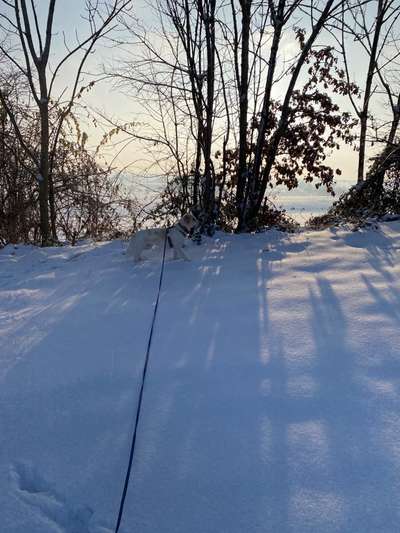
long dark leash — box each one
[115,231,168,532]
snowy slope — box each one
[1,223,400,532]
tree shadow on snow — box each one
[1,241,163,531]
[118,235,400,533]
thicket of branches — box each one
[310,0,400,226]
[0,91,133,246]
[105,0,400,231]
[1,0,400,247]
[0,0,133,246]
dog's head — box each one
[180,211,200,232]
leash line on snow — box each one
[115,232,168,532]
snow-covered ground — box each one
[1,222,400,532]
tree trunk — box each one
[245,0,335,228]
[202,0,216,222]
[388,107,400,147]
[368,94,400,197]
[251,12,284,187]
[357,0,384,184]
[193,133,202,206]
[357,111,368,183]
[237,1,286,230]
[48,172,57,241]
[236,0,251,229]
[38,97,50,245]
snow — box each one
[1,223,400,532]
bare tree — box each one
[237,0,348,229]
[367,44,400,196]
[110,0,223,225]
[0,0,131,244]
[109,0,357,231]
[339,0,400,183]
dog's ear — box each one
[182,213,191,225]
[182,213,196,228]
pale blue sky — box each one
[15,1,389,186]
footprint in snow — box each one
[10,462,112,533]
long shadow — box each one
[308,276,400,532]
[120,233,294,532]
[0,241,163,531]
[361,272,400,322]
[6,233,400,532]
[122,231,400,533]
[342,227,400,283]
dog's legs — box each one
[174,248,190,261]
[132,243,143,263]
[127,236,143,263]
[169,234,190,261]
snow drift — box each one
[1,223,400,532]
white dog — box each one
[126,212,199,263]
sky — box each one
[4,0,389,195]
